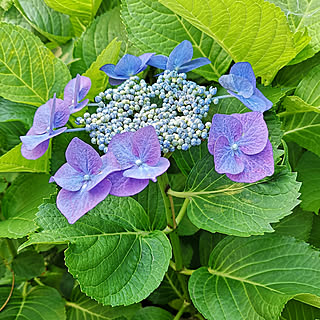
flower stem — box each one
[64,127,87,133]
[173,301,190,320]
[216,94,233,99]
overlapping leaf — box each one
[121,0,231,81]
[20,196,172,306]
[189,234,320,320]
[281,300,320,320]
[0,23,70,106]
[159,0,303,83]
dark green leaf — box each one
[281,299,320,320]
[0,120,27,153]
[132,307,173,320]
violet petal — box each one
[21,139,49,160]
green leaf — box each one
[0,286,66,320]
[296,151,320,213]
[132,307,173,320]
[12,250,45,280]
[71,8,128,76]
[266,0,320,61]
[0,120,27,153]
[281,299,320,320]
[121,0,231,81]
[14,0,74,44]
[83,38,121,101]
[178,157,301,236]
[295,63,320,106]
[199,231,216,266]
[273,207,314,241]
[0,0,13,11]
[21,196,172,306]
[281,96,320,157]
[189,234,320,320]
[1,5,33,30]
[0,97,36,128]
[0,143,51,173]
[309,215,320,248]
[0,22,71,106]
[0,173,56,238]
[67,286,141,320]
[159,0,302,84]
[44,0,102,25]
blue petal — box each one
[147,55,168,69]
[230,62,256,88]
[228,87,273,112]
[138,53,155,68]
[178,57,211,73]
[167,40,193,70]
[109,78,127,86]
[219,74,254,98]
[114,54,142,76]
[100,64,129,80]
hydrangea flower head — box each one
[147,40,211,73]
[50,137,120,224]
[218,62,272,112]
[64,74,91,113]
[20,94,70,160]
[208,112,274,183]
[100,53,155,86]
[107,126,170,196]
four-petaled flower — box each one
[107,126,170,196]
[20,94,70,160]
[100,53,155,86]
[218,62,272,112]
[208,112,274,183]
[147,40,210,73]
[50,137,121,224]
[64,74,91,114]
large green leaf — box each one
[20,196,172,306]
[296,151,320,213]
[0,173,56,238]
[281,96,320,157]
[0,286,66,320]
[66,286,141,320]
[0,143,51,173]
[281,299,320,320]
[0,120,27,152]
[266,0,320,62]
[83,38,121,100]
[0,23,70,106]
[121,0,231,81]
[189,234,320,320]
[14,0,74,44]
[295,63,320,106]
[173,156,301,236]
[44,0,102,25]
[132,307,173,320]
[71,7,129,76]
[159,0,303,84]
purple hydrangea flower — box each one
[64,74,91,114]
[218,62,272,112]
[208,112,274,183]
[100,53,155,86]
[20,94,70,160]
[147,40,210,73]
[50,137,121,224]
[107,126,170,196]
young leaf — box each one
[0,286,66,320]
[20,196,172,306]
[83,38,121,100]
[0,143,51,173]
[0,173,56,238]
[132,306,173,320]
[158,0,302,84]
[0,23,71,106]
[177,156,300,236]
[189,234,320,320]
[121,0,232,81]
[296,151,320,213]
[280,299,320,320]
[14,0,74,44]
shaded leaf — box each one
[281,299,320,320]
[132,307,173,320]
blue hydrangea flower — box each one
[20,94,70,160]
[100,53,155,86]
[218,62,272,112]
[107,126,170,196]
[147,40,210,73]
[208,112,274,183]
[64,74,91,114]
[50,137,121,224]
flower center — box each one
[231,143,238,151]
[135,159,143,166]
[46,126,51,133]
[83,174,91,181]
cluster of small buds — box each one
[77,70,216,153]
